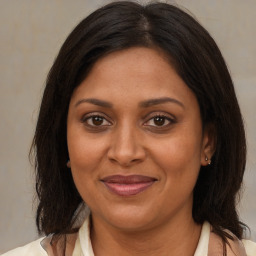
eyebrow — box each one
[75,98,113,108]
[75,97,184,109]
[139,97,184,108]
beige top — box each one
[2,218,256,256]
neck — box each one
[90,212,202,256]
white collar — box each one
[72,218,211,256]
[194,221,210,256]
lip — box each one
[101,175,157,197]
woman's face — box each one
[67,47,212,231]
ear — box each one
[201,123,216,166]
[67,160,71,168]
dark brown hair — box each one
[31,0,246,245]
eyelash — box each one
[81,112,176,130]
[144,114,175,128]
[81,113,112,128]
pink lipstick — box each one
[101,175,157,196]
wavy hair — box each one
[31,0,246,247]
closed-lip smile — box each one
[101,175,157,196]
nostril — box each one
[107,133,146,166]
[108,155,144,167]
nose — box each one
[107,124,146,167]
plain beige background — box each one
[0,0,255,253]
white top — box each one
[2,218,256,256]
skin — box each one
[67,47,214,255]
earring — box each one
[205,157,211,165]
[67,160,71,168]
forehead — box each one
[70,47,196,109]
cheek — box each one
[67,125,108,191]
[67,120,107,167]
[151,127,203,184]
[69,138,103,168]
[67,135,107,203]
[151,135,202,209]
[154,135,202,167]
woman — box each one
[3,1,256,255]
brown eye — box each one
[153,116,166,126]
[144,114,174,128]
[91,116,104,126]
[83,115,111,127]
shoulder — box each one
[242,239,256,256]
[1,232,79,256]
[1,237,47,256]
[209,228,256,256]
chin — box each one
[110,215,154,232]
[93,203,162,232]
